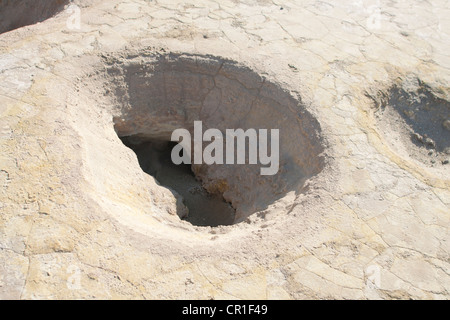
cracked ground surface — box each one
[0,0,449,299]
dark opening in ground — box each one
[375,81,450,166]
[388,85,450,153]
[121,137,236,227]
[108,52,324,227]
[0,0,69,34]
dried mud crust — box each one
[374,81,450,168]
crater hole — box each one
[121,137,236,227]
[0,0,69,34]
[108,52,325,227]
[375,81,450,166]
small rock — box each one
[442,159,449,165]
[425,137,436,149]
[443,120,450,131]
[412,133,423,143]
[444,147,450,155]
[403,110,415,119]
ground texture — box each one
[0,0,449,299]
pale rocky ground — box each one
[0,0,449,300]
